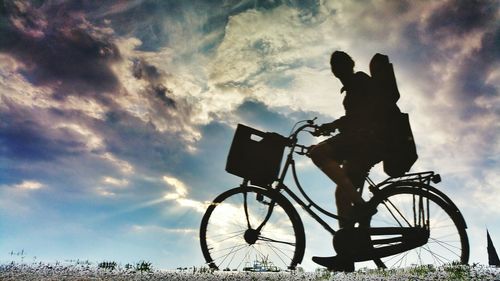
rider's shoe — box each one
[312,255,354,272]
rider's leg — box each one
[318,160,363,205]
[310,144,363,227]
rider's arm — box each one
[332,117,347,132]
[319,117,346,133]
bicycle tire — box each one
[199,186,306,271]
[364,184,469,268]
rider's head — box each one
[330,51,354,79]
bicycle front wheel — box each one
[199,186,305,271]
[366,185,469,268]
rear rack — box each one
[368,171,441,191]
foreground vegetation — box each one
[1,262,499,280]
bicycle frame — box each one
[242,121,449,237]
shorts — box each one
[321,132,383,188]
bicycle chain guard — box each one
[333,227,429,262]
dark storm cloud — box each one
[150,84,176,108]
[422,0,499,118]
[132,59,161,80]
[0,102,89,161]
[393,0,499,118]
[0,0,188,170]
[455,28,499,119]
[1,0,121,98]
[131,59,176,108]
[425,0,497,38]
[97,109,187,173]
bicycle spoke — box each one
[251,244,268,263]
[207,229,246,240]
[381,248,406,264]
[429,224,456,230]
[209,231,246,245]
[258,235,296,247]
[391,250,409,268]
[227,243,245,270]
[422,244,451,265]
[266,241,294,261]
[210,240,248,254]
[236,245,252,270]
[417,247,423,265]
[263,241,289,267]
[428,238,462,256]
[256,241,295,254]
[213,244,249,265]
[210,228,246,237]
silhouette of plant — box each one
[98,261,117,271]
[136,261,152,273]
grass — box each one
[1,262,499,280]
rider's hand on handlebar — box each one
[312,122,337,136]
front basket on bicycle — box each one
[226,124,288,185]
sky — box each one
[0,0,499,271]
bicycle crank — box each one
[333,227,430,262]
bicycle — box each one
[199,119,469,271]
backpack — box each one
[369,53,400,104]
[369,53,418,177]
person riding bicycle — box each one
[309,51,399,271]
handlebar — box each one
[288,118,334,140]
[286,118,335,156]
[288,120,317,139]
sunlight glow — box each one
[101,152,135,174]
[163,176,188,197]
[102,176,129,187]
[14,180,44,190]
[162,175,208,213]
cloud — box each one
[12,180,45,191]
[0,0,205,201]
[163,175,206,213]
[472,170,500,215]
[130,224,197,235]
[163,175,188,198]
[0,102,91,161]
[102,176,129,187]
[1,1,121,98]
[424,0,497,39]
[0,180,45,215]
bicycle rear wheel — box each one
[199,186,305,271]
[365,185,469,268]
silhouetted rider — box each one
[309,51,395,271]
